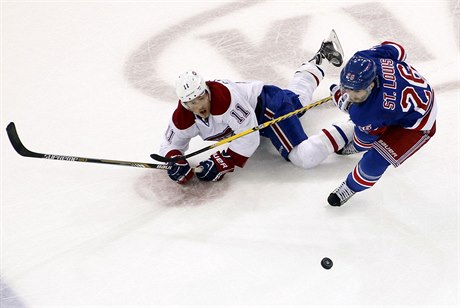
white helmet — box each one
[175,71,209,103]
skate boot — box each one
[310,29,344,67]
[336,141,360,155]
[328,181,356,206]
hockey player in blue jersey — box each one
[328,41,437,206]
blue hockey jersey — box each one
[348,41,437,137]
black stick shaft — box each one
[6,122,171,170]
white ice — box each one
[1,1,459,307]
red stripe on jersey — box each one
[382,41,406,61]
[412,92,435,131]
[413,102,433,131]
[308,71,320,86]
[322,128,339,152]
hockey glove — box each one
[330,84,351,113]
[165,150,194,184]
[196,150,235,182]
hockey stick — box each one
[6,122,172,170]
[150,95,332,163]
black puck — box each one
[321,257,333,269]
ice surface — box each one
[1,1,459,307]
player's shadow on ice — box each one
[134,139,359,207]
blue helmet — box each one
[340,55,377,90]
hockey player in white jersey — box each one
[158,30,354,184]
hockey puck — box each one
[321,257,333,270]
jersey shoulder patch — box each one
[172,100,195,130]
[207,81,232,116]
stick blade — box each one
[6,122,40,157]
[150,153,179,163]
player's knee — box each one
[290,154,322,169]
[288,137,328,169]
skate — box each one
[310,29,344,67]
[327,181,355,206]
[336,141,360,155]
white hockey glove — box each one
[330,84,351,113]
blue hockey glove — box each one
[330,84,351,113]
[196,150,235,182]
[165,150,194,184]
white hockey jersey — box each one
[159,80,265,167]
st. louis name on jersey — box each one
[349,41,437,137]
